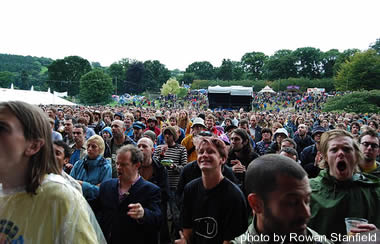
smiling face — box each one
[197,140,226,173]
[326,136,357,181]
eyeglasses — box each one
[360,142,379,149]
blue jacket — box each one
[70,155,112,201]
[94,178,162,244]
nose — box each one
[300,202,311,219]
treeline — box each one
[0,37,379,103]
[0,54,53,90]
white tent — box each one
[258,85,276,93]
[0,87,76,105]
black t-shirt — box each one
[183,177,248,244]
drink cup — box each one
[345,217,368,236]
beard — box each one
[262,205,308,237]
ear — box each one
[25,139,45,157]
[247,193,264,214]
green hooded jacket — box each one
[309,170,380,239]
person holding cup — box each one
[308,129,380,238]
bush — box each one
[323,90,380,114]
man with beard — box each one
[227,128,259,189]
[358,128,380,177]
[233,154,332,244]
[293,124,314,155]
[145,116,161,137]
[249,115,262,143]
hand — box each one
[232,163,246,173]
[350,223,377,234]
[127,203,144,220]
[77,180,83,186]
[160,145,168,157]
[230,159,241,165]
[175,230,187,244]
[65,163,74,170]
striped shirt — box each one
[154,143,187,189]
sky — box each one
[1,0,379,71]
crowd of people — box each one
[0,99,379,244]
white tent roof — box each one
[0,88,76,105]
[208,86,253,96]
[258,85,276,93]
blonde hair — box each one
[318,129,363,170]
[86,135,105,156]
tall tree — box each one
[333,48,360,76]
[108,62,126,94]
[241,51,268,80]
[321,49,340,78]
[370,38,380,54]
[47,56,92,96]
[143,60,171,91]
[335,49,380,91]
[185,61,215,80]
[293,47,323,79]
[125,62,145,94]
[79,69,114,104]
[262,49,297,80]
[0,71,15,88]
[217,59,234,80]
[161,78,180,96]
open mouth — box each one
[337,161,347,172]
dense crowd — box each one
[1,98,379,243]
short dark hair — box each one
[245,154,307,202]
[280,147,299,161]
[238,119,249,127]
[281,138,297,150]
[261,127,272,136]
[73,123,87,134]
[64,115,77,124]
[53,140,71,159]
[358,128,379,144]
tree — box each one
[335,49,380,91]
[107,62,126,94]
[321,49,340,78]
[185,61,216,80]
[370,38,380,55]
[79,69,114,104]
[323,90,380,113]
[161,78,180,96]
[333,48,360,76]
[241,51,268,80]
[126,62,145,94]
[0,71,15,88]
[262,49,297,80]
[143,60,171,91]
[293,47,323,78]
[217,59,234,80]
[47,56,92,96]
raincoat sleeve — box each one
[0,174,106,243]
[81,163,112,200]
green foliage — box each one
[333,48,360,76]
[79,69,114,105]
[262,49,297,80]
[370,38,380,55]
[143,60,171,91]
[293,47,323,78]
[161,78,181,96]
[323,90,380,113]
[0,71,15,88]
[185,61,216,80]
[335,50,380,91]
[177,87,188,98]
[47,56,92,96]
[241,51,268,80]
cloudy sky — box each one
[1,0,379,70]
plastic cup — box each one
[345,217,368,236]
